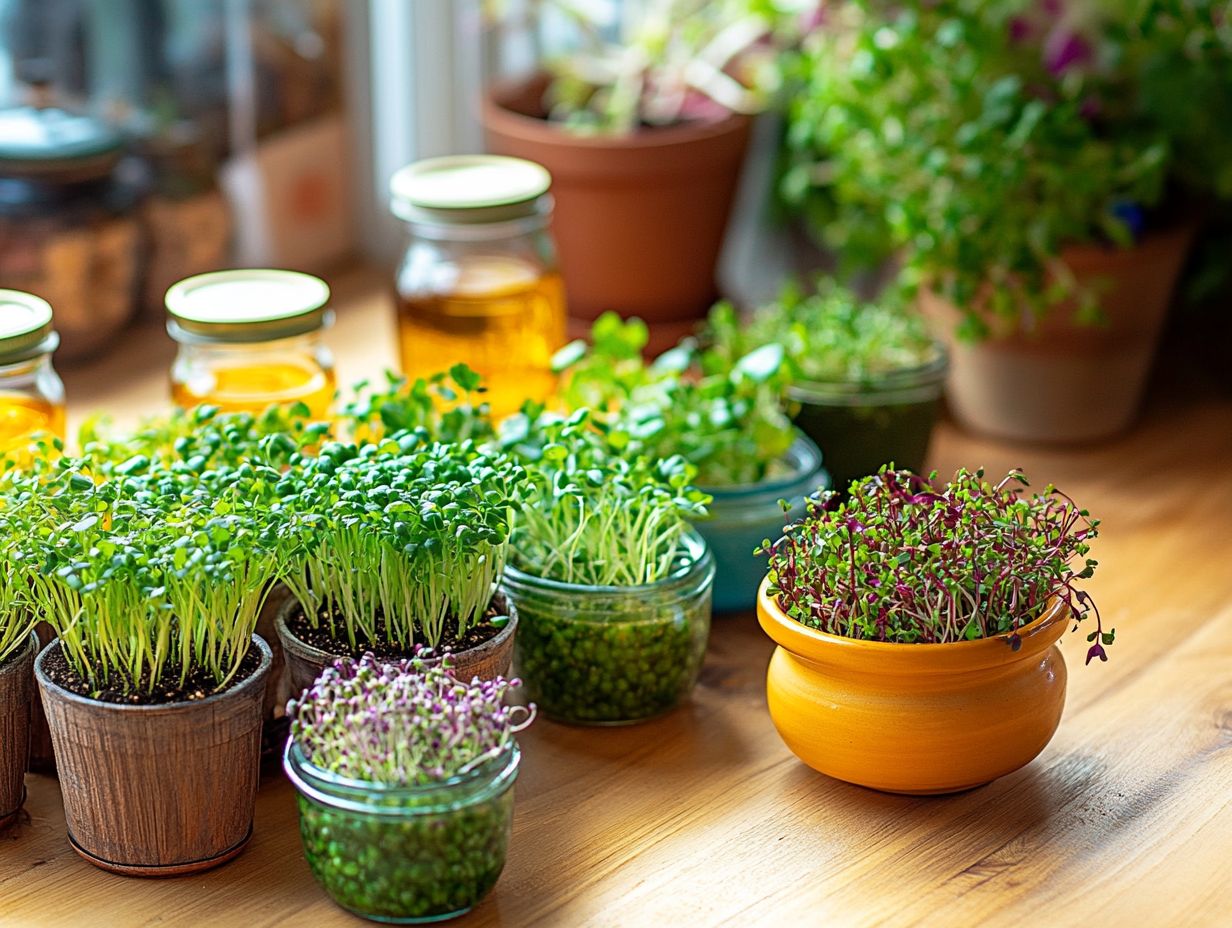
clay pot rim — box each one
[757,576,1070,674]
[482,73,752,153]
[0,629,37,676]
[33,634,272,715]
[273,591,519,669]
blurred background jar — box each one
[0,288,65,458]
[390,155,566,418]
[0,104,142,362]
[166,268,335,419]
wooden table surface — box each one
[2,268,1230,928]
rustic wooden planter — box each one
[0,631,37,830]
[275,594,518,697]
[34,635,272,876]
[27,622,56,774]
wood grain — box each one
[0,632,34,829]
[1,268,1228,926]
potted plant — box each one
[482,0,808,345]
[554,311,824,611]
[706,282,945,492]
[757,467,1108,794]
[271,436,528,695]
[499,410,715,723]
[779,2,1193,441]
[0,510,36,830]
[13,454,277,873]
[284,652,534,923]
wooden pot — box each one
[35,635,272,876]
[275,594,519,698]
[920,225,1195,442]
[0,631,36,830]
[758,579,1069,794]
[482,74,751,348]
[27,621,56,774]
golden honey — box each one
[0,393,65,457]
[396,256,565,418]
[170,360,336,420]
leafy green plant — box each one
[5,453,282,695]
[272,436,527,653]
[339,364,495,446]
[0,502,36,664]
[552,311,796,486]
[762,467,1111,661]
[705,281,939,385]
[779,1,1171,336]
[500,408,711,585]
[487,0,813,134]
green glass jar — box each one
[503,530,715,725]
[284,740,519,924]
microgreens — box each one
[705,281,940,385]
[288,651,534,785]
[0,500,36,664]
[762,468,1110,661]
[272,436,527,652]
[501,407,711,586]
[340,365,495,446]
[552,312,796,486]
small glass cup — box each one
[284,739,520,925]
[503,530,715,725]
[0,290,66,459]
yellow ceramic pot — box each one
[757,578,1069,794]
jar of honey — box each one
[390,155,566,417]
[166,269,336,419]
[0,289,66,458]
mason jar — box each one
[166,269,336,420]
[284,739,520,924]
[390,155,566,418]
[695,435,826,613]
[788,347,948,493]
[503,530,715,725]
[0,289,65,459]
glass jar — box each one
[695,436,826,614]
[284,739,520,924]
[390,156,566,418]
[503,530,715,725]
[788,348,949,493]
[0,290,66,459]
[0,106,142,362]
[166,269,336,419]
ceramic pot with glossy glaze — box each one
[757,579,1069,794]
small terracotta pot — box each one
[275,594,519,698]
[482,74,751,344]
[0,631,36,830]
[35,635,271,876]
[921,225,1194,442]
[758,579,1069,794]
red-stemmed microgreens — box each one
[287,651,535,785]
[762,467,1111,661]
[500,407,711,585]
[271,435,528,652]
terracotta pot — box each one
[482,74,751,345]
[0,631,36,830]
[757,579,1069,794]
[27,621,56,774]
[274,594,519,698]
[35,635,271,876]
[921,225,1195,442]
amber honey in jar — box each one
[390,156,566,417]
[166,269,336,419]
[0,289,66,459]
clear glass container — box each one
[391,156,566,419]
[503,530,715,725]
[788,349,948,493]
[166,269,336,419]
[284,739,520,924]
[0,290,66,459]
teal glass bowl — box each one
[284,740,519,924]
[695,435,827,613]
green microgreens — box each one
[340,364,495,446]
[551,311,796,486]
[500,408,711,586]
